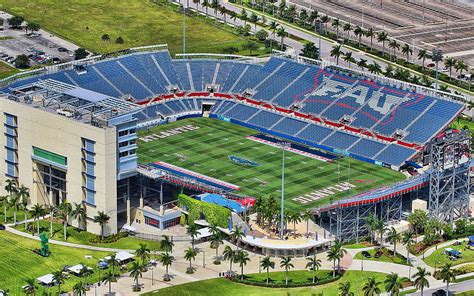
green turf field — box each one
[137,118,405,211]
[0,0,268,56]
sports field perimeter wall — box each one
[209,114,396,169]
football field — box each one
[137,118,405,211]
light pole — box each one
[202,250,206,268]
[182,4,186,59]
[432,48,443,91]
[150,266,154,285]
[278,141,290,240]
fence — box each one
[132,232,191,242]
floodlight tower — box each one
[278,141,291,239]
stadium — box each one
[0,44,470,242]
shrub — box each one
[89,231,128,244]
[178,194,231,228]
[229,273,341,288]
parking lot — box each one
[0,11,78,68]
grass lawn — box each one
[0,204,33,225]
[15,219,162,250]
[240,270,333,285]
[343,243,371,249]
[142,270,388,296]
[0,61,18,79]
[424,241,474,267]
[354,248,411,266]
[0,0,269,56]
[137,118,405,211]
[456,291,474,296]
[0,230,110,295]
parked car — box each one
[57,47,68,52]
[427,63,435,68]
[361,251,372,258]
[374,250,383,258]
[432,289,447,296]
[0,224,5,230]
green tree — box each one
[250,12,259,33]
[115,37,124,44]
[401,230,415,264]
[386,227,400,254]
[234,250,250,280]
[388,40,400,62]
[401,43,413,63]
[260,256,275,284]
[135,243,150,265]
[407,209,428,235]
[327,246,339,278]
[31,203,44,235]
[58,201,72,240]
[343,52,355,68]
[71,202,87,231]
[52,270,66,295]
[331,18,340,37]
[210,232,224,264]
[9,192,20,225]
[338,281,353,296]
[384,273,403,296]
[301,42,319,60]
[240,8,248,26]
[368,61,382,74]
[187,224,200,249]
[276,27,287,51]
[107,254,120,279]
[223,245,235,273]
[454,60,469,77]
[439,263,455,295]
[160,252,175,281]
[101,34,110,42]
[444,57,456,80]
[129,261,143,290]
[269,21,279,40]
[357,58,368,70]
[1,195,9,223]
[7,16,24,28]
[230,226,244,250]
[243,41,259,55]
[101,271,115,294]
[72,281,86,296]
[93,211,110,240]
[330,44,343,65]
[362,276,381,296]
[305,253,321,284]
[26,22,40,33]
[354,26,364,47]
[365,27,375,51]
[13,54,30,69]
[343,23,352,41]
[184,247,197,274]
[160,235,174,253]
[413,267,430,296]
[256,29,268,41]
[219,5,228,23]
[17,185,30,229]
[280,256,294,285]
[301,210,313,237]
[74,48,88,60]
[377,32,388,57]
[418,49,429,69]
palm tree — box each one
[365,27,375,51]
[368,61,382,74]
[289,212,301,238]
[377,31,388,57]
[250,12,259,33]
[193,0,200,10]
[93,211,110,240]
[327,246,339,278]
[223,247,237,274]
[1,195,9,223]
[343,23,352,41]
[71,202,87,231]
[362,276,382,296]
[57,201,72,240]
[52,270,66,295]
[135,243,150,265]
[260,256,275,284]
[413,267,431,296]
[31,203,44,235]
[210,0,218,16]
[418,49,429,69]
[184,247,197,274]
[402,43,413,63]
[338,281,353,296]
[9,192,20,225]
[388,40,400,61]
[384,273,403,296]
[354,26,364,47]
[187,224,200,249]
[401,230,415,264]
[240,8,248,26]
[210,232,224,263]
[23,278,37,295]
[331,18,340,37]
[129,261,143,290]
[357,58,368,70]
[309,10,319,32]
[230,226,244,250]
[343,52,355,68]
[234,250,250,280]
[454,60,469,77]
[160,252,175,281]
[219,5,227,23]
[17,185,29,228]
[444,57,456,80]
[72,281,86,296]
[301,210,312,237]
[280,256,294,285]
[306,253,321,284]
[334,240,347,272]
[269,21,279,39]
[160,235,174,253]
[276,27,287,51]
[202,0,209,16]
[101,271,115,294]
[330,44,343,65]
[386,227,400,255]
[108,254,120,278]
[439,263,455,295]
[230,10,237,25]
[374,218,386,245]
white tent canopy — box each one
[67,264,92,275]
[37,274,54,285]
[115,251,134,263]
[195,227,212,240]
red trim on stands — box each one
[294,112,311,119]
[245,98,261,105]
[163,94,174,99]
[213,93,233,99]
[262,103,273,109]
[175,92,187,97]
[397,140,416,148]
[187,92,210,97]
[275,106,293,114]
[376,134,396,142]
[324,120,343,127]
[344,126,361,133]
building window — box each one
[82,138,96,205]
[119,151,128,158]
[4,113,18,177]
[144,216,160,228]
[118,130,128,137]
[163,217,180,229]
[118,141,128,148]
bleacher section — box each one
[2,50,464,168]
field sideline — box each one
[0,0,268,56]
[137,118,405,211]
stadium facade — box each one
[0,46,469,237]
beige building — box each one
[0,79,140,235]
